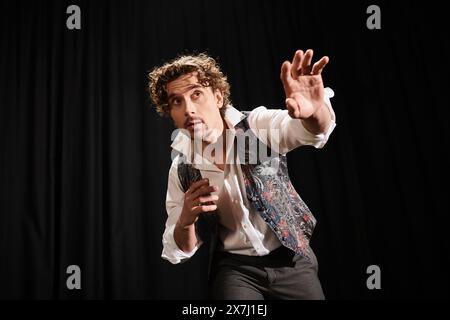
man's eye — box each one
[171,98,181,106]
[192,90,201,97]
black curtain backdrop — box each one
[0,0,449,299]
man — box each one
[148,50,336,299]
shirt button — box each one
[242,224,247,229]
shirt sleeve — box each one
[161,156,203,264]
[247,87,337,154]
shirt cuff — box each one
[161,223,202,264]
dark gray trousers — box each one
[209,245,325,300]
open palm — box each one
[280,49,329,119]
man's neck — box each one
[200,118,229,169]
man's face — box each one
[167,72,224,143]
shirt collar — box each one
[170,105,246,159]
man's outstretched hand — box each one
[280,49,329,123]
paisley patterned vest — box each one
[177,111,317,260]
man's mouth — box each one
[185,119,204,130]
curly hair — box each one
[148,53,231,117]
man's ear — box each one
[214,89,224,108]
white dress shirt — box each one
[162,88,336,264]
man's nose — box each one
[184,98,197,115]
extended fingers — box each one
[289,49,328,76]
[301,49,313,75]
[311,56,329,75]
[280,61,293,87]
[291,50,304,79]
